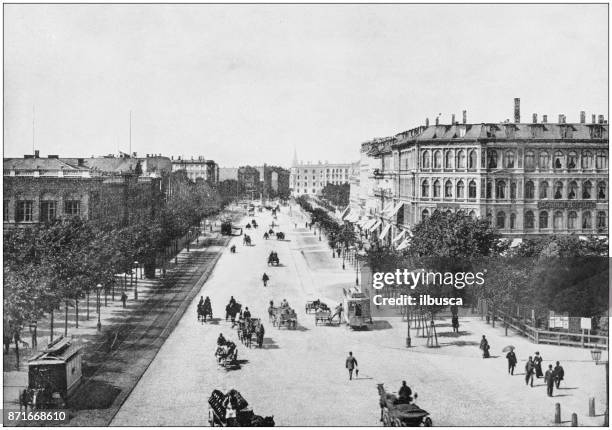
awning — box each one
[368,220,382,232]
[392,229,406,243]
[379,223,391,240]
[362,219,375,229]
[396,237,411,251]
[389,202,404,218]
[381,202,394,216]
[358,219,370,228]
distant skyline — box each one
[4,4,608,166]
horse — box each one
[199,301,213,323]
[226,302,242,326]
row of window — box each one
[420,179,607,200]
[298,169,349,175]
[4,200,81,222]
[420,149,608,171]
[420,209,607,230]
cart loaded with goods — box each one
[208,389,275,427]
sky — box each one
[4,4,608,167]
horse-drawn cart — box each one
[267,252,279,266]
[377,384,432,427]
[271,306,297,329]
[208,389,274,427]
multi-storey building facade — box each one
[171,156,219,185]
[289,159,354,197]
[348,106,608,244]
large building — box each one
[347,101,609,245]
[289,152,355,197]
[171,156,219,185]
[3,152,167,229]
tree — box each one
[321,183,350,207]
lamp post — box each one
[591,349,608,426]
[355,252,360,286]
[134,261,139,300]
[406,303,412,347]
[96,283,102,332]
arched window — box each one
[496,211,506,229]
[421,180,429,197]
[553,211,564,230]
[568,211,578,229]
[554,181,563,199]
[539,151,549,169]
[457,150,466,169]
[433,180,441,198]
[540,181,549,199]
[596,151,608,169]
[567,152,577,169]
[568,181,578,199]
[554,151,564,169]
[445,151,453,169]
[583,181,592,199]
[539,211,548,229]
[434,151,442,169]
[505,151,515,168]
[469,210,476,219]
[583,211,592,229]
[486,181,492,199]
[488,150,498,168]
[468,150,477,170]
[468,181,477,199]
[510,213,516,229]
[525,151,535,170]
[598,182,606,199]
[445,180,453,198]
[456,180,465,198]
[496,180,506,199]
[582,151,593,169]
[524,211,534,229]
[422,209,430,221]
[597,211,606,229]
[422,151,431,169]
[510,182,517,199]
[525,181,535,199]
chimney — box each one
[425,118,429,127]
[77,158,84,166]
[592,114,597,124]
[532,113,537,123]
[462,110,467,124]
[558,114,564,124]
[34,150,40,158]
[451,114,456,124]
[514,98,520,123]
[580,111,586,124]
[435,117,439,126]
[598,114,604,124]
[542,115,547,123]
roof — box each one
[29,336,81,365]
[393,123,608,146]
[4,158,87,171]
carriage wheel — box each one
[423,417,432,427]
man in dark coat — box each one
[544,364,555,397]
[398,381,413,404]
[553,361,565,388]
[534,352,543,378]
[506,350,517,375]
[479,335,490,358]
[525,357,535,387]
[262,273,269,287]
[345,351,358,380]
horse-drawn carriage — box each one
[226,301,242,325]
[237,318,264,348]
[305,299,330,314]
[275,232,285,240]
[271,305,297,330]
[251,219,258,228]
[267,252,279,266]
[208,389,274,427]
[343,287,373,330]
[243,235,252,246]
[377,384,432,427]
[215,339,238,369]
[198,298,213,323]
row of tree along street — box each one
[3,171,223,364]
[297,196,609,329]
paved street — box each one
[112,206,607,427]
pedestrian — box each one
[451,315,459,333]
[398,381,413,404]
[553,361,564,389]
[243,307,251,320]
[525,356,535,387]
[479,335,490,358]
[345,351,358,380]
[121,292,128,308]
[506,349,517,375]
[545,364,555,397]
[533,352,543,378]
[262,273,270,287]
